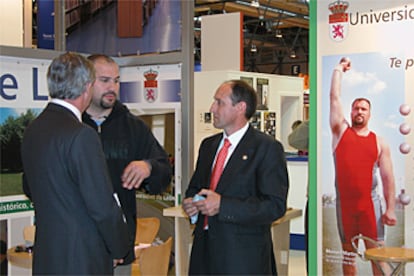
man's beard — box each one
[352,117,365,127]
[100,92,116,109]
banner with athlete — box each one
[311,1,414,274]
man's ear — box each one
[82,82,93,104]
[84,82,93,97]
[237,101,247,114]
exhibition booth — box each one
[2,1,414,275]
[0,45,307,275]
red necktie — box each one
[209,138,231,190]
[204,138,231,228]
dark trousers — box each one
[189,230,278,275]
[189,230,210,275]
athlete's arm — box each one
[330,58,351,149]
[377,136,397,226]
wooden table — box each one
[163,206,302,276]
[7,247,32,269]
[364,247,414,275]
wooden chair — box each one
[351,234,382,261]
[135,236,173,276]
[131,217,163,275]
[23,225,35,245]
[135,217,160,245]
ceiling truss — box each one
[194,0,309,73]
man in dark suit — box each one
[21,52,130,275]
[182,80,289,275]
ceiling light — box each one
[250,44,257,52]
[290,50,296,58]
[250,0,260,8]
[275,30,282,38]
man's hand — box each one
[193,189,221,217]
[382,210,397,226]
[113,259,124,267]
[182,197,199,217]
[122,161,151,190]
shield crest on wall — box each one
[143,69,159,103]
[328,0,349,42]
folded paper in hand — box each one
[190,194,205,224]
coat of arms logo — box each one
[143,69,158,103]
[328,0,349,42]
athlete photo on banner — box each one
[315,1,414,275]
[321,52,407,275]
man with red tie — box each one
[182,80,289,275]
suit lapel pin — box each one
[242,155,248,160]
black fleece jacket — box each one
[82,101,171,264]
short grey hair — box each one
[47,52,95,100]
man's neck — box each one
[86,105,112,120]
[223,119,248,136]
[352,126,370,136]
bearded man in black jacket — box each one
[82,54,172,275]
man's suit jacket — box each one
[185,125,289,275]
[21,103,130,275]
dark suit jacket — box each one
[21,103,130,275]
[185,125,289,275]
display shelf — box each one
[250,110,277,138]
[65,0,79,12]
[64,0,114,33]
[65,9,80,29]
[65,0,80,29]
